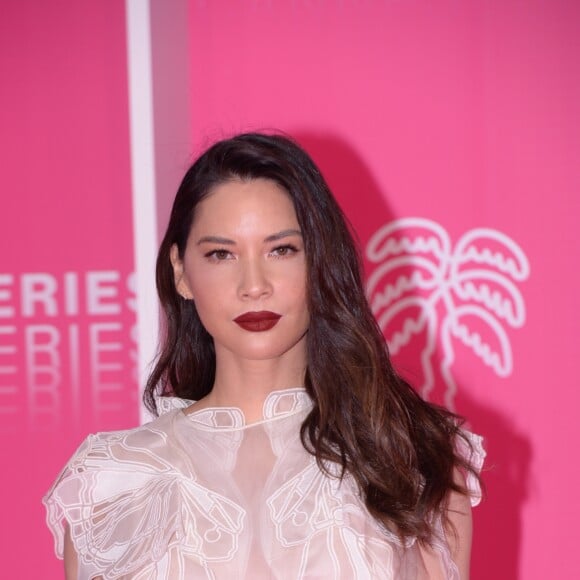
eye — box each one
[270,244,299,258]
[205,249,234,261]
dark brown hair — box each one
[145,132,479,542]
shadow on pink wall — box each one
[457,389,531,580]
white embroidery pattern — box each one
[45,419,246,579]
[44,389,485,579]
[266,458,398,579]
[366,218,530,409]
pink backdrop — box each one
[0,1,138,577]
[2,1,578,578]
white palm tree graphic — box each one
[365,218,530,410]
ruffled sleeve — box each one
[43,435,92,559]
[42,411,245,579]
[42,420,183,578]
[42,396,192,561]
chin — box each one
[220,334,308,362]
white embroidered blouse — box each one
[44,388,484,579]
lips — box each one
[234,311,281,332]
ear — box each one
[170,244,193,300]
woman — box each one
[45,133,484,579]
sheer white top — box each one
[44,388,484,579]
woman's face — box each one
[171,178,309,365]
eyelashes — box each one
[203,244,301,262]
[270,244,300,258]
[204,248,233,261]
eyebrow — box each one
[197,235,236,246]
[197,229,302,245]
[264,229,302,243]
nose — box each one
[238,257,273,300]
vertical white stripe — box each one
[125,0,158,423]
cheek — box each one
[187,263,235,300]
[291,280,309,315]
[189,295,222,338]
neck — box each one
[200,344,307,423]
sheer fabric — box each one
[44,388,484,579]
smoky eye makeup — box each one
[203,248,234,261]
[269,243,301,257]
[197,230,303,261]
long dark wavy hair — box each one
[145,132,479,543]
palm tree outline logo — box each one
[365,217,530,410]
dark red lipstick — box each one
[234,311,281,332]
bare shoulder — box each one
[63,524,78,580]
[418,469,473,580]
[445,469,474,579]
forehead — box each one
[191,178,299,232]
